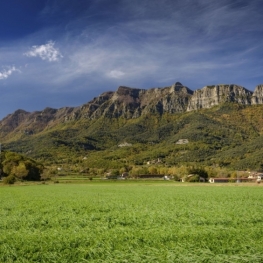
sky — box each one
[1,0,263,120]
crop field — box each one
[0,182,263,263]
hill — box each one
[1,82,263,171]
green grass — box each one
[0,182,263,262]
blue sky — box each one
[1,0,263,120]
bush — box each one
[111,169,120,176]
[187,167,208,179]
[173,174,181,181]
[3,174,16,185]
[1,151,43,181]
[186,175,200,182]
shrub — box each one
[173,174,181,181]
[3,174,16,185]
[1,151,43,181]
[187,167,208,179]
[111,169,120,176]
[185,175,200,182]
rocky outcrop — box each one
[252,85,263,104]
[64,91,114,121]
[187,84,253,111]
[88,82,193,118]
[0,109,30,133]
[99,86,142,118]
[140,82,193,115]
[2,82,263,140]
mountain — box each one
[1,82,263,171]
[187,84,253,111]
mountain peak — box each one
[174,82,183,86]
[170,82,193,94]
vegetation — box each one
[0,151,43,183]
[1,102,263,262]
[2,103,263,173]
[0,183,263,262]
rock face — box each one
[98,82,193,118]
[66,91,114,121]
[140,82,193,115]
[1,82,263,139]
[0,109,30,133]
[252,85,263,104]
[187,84,253,111]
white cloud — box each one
[0,66,19,80]
[1,1,263,91]
[25,41,63,62]
[107,70,125,79]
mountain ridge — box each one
[1,81,263,171]
[1,81,263,170]
[0,82,262,134]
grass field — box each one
[0,182,263,262]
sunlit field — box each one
[1,182,263,262]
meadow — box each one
[0,182,263,262]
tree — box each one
[40,169,52,181]
[1,151,43,181]
[3,174,16,184]
[11,162,28,180]
[187,167,208,180]
[148,167,157,175]
[111,169,120,176]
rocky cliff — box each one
[1,81,263,140]
[96,82,193,118]
[63,82,192,120]
[187,84,253,111]
[252,84,263,104]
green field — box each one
[1,182,263,262]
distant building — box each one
[209,178,229,183]
[209,177,257,183]
[176,139,189,145]
[146,158,162,165]
[248,172,263,179]
[118,142,132,147]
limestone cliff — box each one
[140,82,193,115]
[89,82,193,119]
[2,82,263,141]
[252,85,263,104]
[187,84,253,111]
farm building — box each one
[176,139,189,144]
[133,174,164,179]
[209,177,256,183]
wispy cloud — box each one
[0,66,19,80]
[24,41,63,62]
[17,0,263,89]
[1,0,263,119]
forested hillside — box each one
[1,102,263,172]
